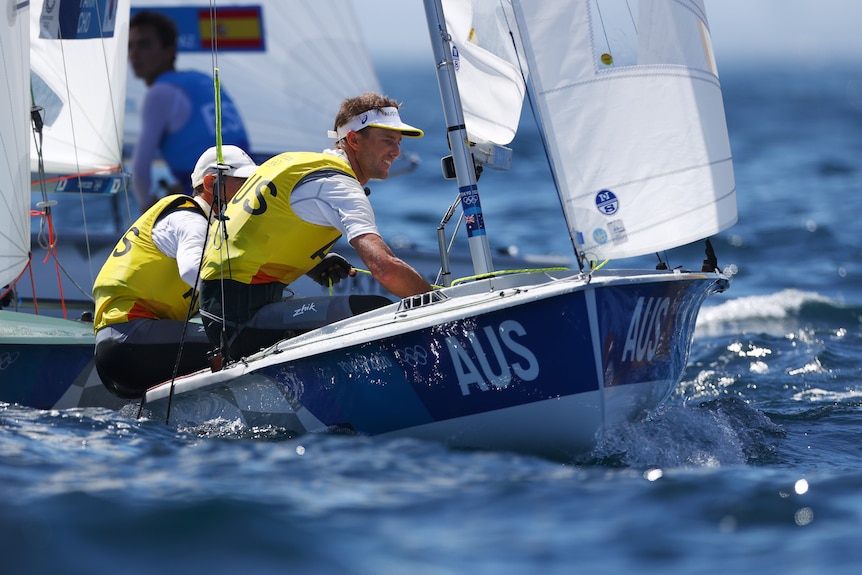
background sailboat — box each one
[9,0,132,316]
[124,0,382,160]
[1,0,125,409]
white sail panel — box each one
[512,0,737,261]
[443,0,525,145]
[1,1,31,286]
[29,0,130,175]
[123,1,381,158]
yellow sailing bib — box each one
[93,195,206,331]
[201,152,354,285]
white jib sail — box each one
[442,0,526,145]
[29,0,130,176]
[1,0,31,286]
[512,0,737,261]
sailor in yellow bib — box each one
[200,152,350,286]
[93,146,257,399]
[199,93,435,360]
[95,195,205,329]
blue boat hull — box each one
[143,271,726,458]
[0,311,126,410]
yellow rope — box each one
[450,267,570,286]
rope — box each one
[450,267,570,286]
[352,266,574,290]
[159,0,225,424]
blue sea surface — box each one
[3,61,862,574]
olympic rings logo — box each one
[0,352,21,370]
[397,345,428,367]
[460,192,479,205]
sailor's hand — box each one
[305,252,355,286]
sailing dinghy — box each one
[0,0,126,409]
[139,0,737,459]
[3,0,133,320]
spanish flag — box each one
[198,8,264,50]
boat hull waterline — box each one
[142,270,726,458]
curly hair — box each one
[333,92,402,132]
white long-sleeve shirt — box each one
[150,149,382,287]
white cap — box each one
[327,107,424,140]
[191,145,258,189]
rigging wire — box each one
[499,3,586,271]
[593,1,612,57]
[26,1,132,313]
[94,0,134,228]
[207,0,239,368]
[159,0,234,424]
[625,0,638,34]
[596,0,638,62]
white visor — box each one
[191,145,258,188]
[327,107,424,140]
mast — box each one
[423,0,494,276]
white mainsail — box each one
[124,0,381,157]
[511,0,737,261]
[29,0,130,176]
[1,0,30,287]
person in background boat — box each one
[198,92,434,360]
[128,10,250,213]
[92,146,258,399]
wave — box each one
[696,289,862,335]
[587,397,785,469]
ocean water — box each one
[3,61,862,574]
